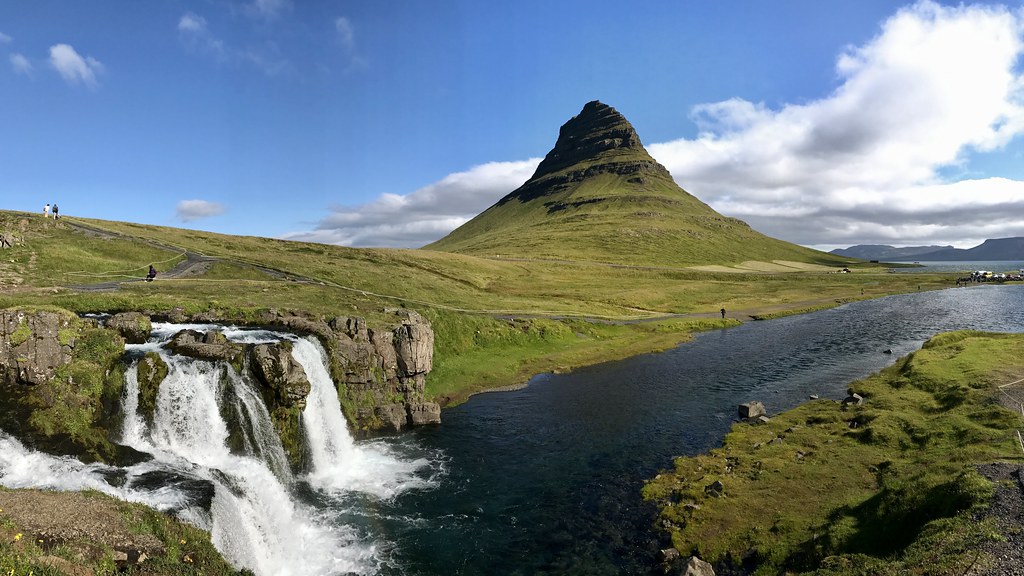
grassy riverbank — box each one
[643,331,1024,574]
[0,488,247,575]
[0,209,959,405]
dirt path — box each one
[63,219,313,292]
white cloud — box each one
[282,159,541,247]
[48,44,104,88]
[176,200,226,222]
[287,1,1024,251]
[178,12,226,60]
[0,32,11,44]
[647,0,1024,248]
[10,53,32,76]
[245,0,290,19]
[336,17,354,50]
[178,12,207,34]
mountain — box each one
[829,244,953,260]
[425,101,843,267]
[831,237,1024,261]
[914,237,1024,261]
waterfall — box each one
[1,323,440,576]
[293,337,435,499]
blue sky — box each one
[2,1,1023,250]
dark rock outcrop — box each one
[107,312,152,344]
[0,309,76,386]
[135,352,167,424]
[165,329,244,365]
[501,100,674,205]
[250,342,311,409]
[324,308,440,433]
[147,307,440,433]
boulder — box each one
[408,402,441,425]
[250,342,311,408]
[107,312,152,344]
[738,401,766,419]
[843,392,864,407]
[704,480,724,498]
[0,309,76,386]
[165,330,244,364]
[659,547,681,562]
[684,556,716,576]
[374,404,408,433]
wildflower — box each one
[14,532,22,541]
[180,538,187,545]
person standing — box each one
[43,203,50,218]
[720,308,726,319]
[52,204,59,219]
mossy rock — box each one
[136,352,168,424]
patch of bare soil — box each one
[0,489,164,565]
[969,463,1024,576]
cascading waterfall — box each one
[0,322,439,576]
[293,337,435,499]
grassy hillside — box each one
[0,209,955,404]
[644,331,1024,574]
[427,101,847,268]
[427,170,842,268]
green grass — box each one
[0,209,963,404]
[0,211,184,287]
[0,489,247,575]
[643,331,1024,575]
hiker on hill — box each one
[146,265,157,282]
[721,308,726,319]
[52,204,59,219]
[43,203,50,218]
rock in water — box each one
[684,555,716,576]
[738,401,766,419]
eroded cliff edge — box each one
[0,305,442,467]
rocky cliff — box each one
[250,307,441,433]
[0,308,128,462]
[103,307,440,434]
[1,306,440,466]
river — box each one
[359,284,1024,575]
[2,286,1023,575]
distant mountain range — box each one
[831,237,1024,261]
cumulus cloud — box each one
[287,1,1024,251]
[176,200,226,222]
[282,159,541,247]
[177,11,291,75]
[245,0,290,19]
[336,17,354,49]
[178,12,226,60]
[647,1,1024,248]
[10,53,32,76]
[48,44,104,88]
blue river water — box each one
[348,285,1024,575]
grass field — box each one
[643,331,1024,574]
[0,209,963,404]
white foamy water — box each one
[1,323,440,576]
[293,337,434,499]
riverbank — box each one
[644,330,1024,574]
[0,210,961,413]
[0,488,244,576]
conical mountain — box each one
[426,101,839,267]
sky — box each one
[2,1,1024,251]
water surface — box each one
[365,285,1024,575]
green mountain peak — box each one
[426,102,841,268]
